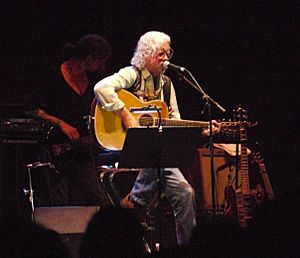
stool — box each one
[99,168,140,206]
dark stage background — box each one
[0,1,298,214]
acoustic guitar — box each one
[93,89,241,151]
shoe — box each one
[120,193,135,209]
[120,194,149,227]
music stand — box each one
[118,127,204,169]
[118,126,203,250]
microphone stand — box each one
[177,69,226,215]
[152,105,163,251]
[139,104,163,250]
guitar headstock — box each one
[217,105,258,141]
[233,104,248,122]
[252,150,267,173]
[252,151,263,163]
[218,121,240,138]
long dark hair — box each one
[62,34,112,61]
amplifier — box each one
[1,118,45,132]
[188,148,241,214]
[0,118,45,142]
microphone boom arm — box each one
[179,72,226,113]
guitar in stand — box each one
[224,152,271,220]
[224,106,254,228]
[224,184,237,218]
[251,184,266,208]
[252,151,276,202]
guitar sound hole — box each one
[139,114,154,127]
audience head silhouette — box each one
[0,216,70,257]
[80,206,145,258]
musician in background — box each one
[29,34,112,206]
[94,31,196,245]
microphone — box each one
[163,61,186,72]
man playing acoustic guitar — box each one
[94,31,211,245]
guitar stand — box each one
[117,126,203,251]
[23,161,53,221]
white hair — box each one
[131,31,171,70]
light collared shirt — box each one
[94,66,181,119]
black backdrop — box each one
[0,1,297,206]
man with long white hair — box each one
[94,31,196,245]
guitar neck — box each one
[240,127,250,194]
[236,122,252,229]
[240,148,250,194]
[261,170,276,201]
[254,152,276,201]
[155,118,209,127]
[155,119,242,128]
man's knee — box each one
[178,182,195,200]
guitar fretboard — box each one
[156,118,209,127]
[258,159,276,201]
[236,120,252,228]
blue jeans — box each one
[131,167,196,245]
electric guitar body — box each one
[224,185,237,218]
[46,126,92,160]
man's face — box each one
[145,43,173,76]
[86,55,106,73]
